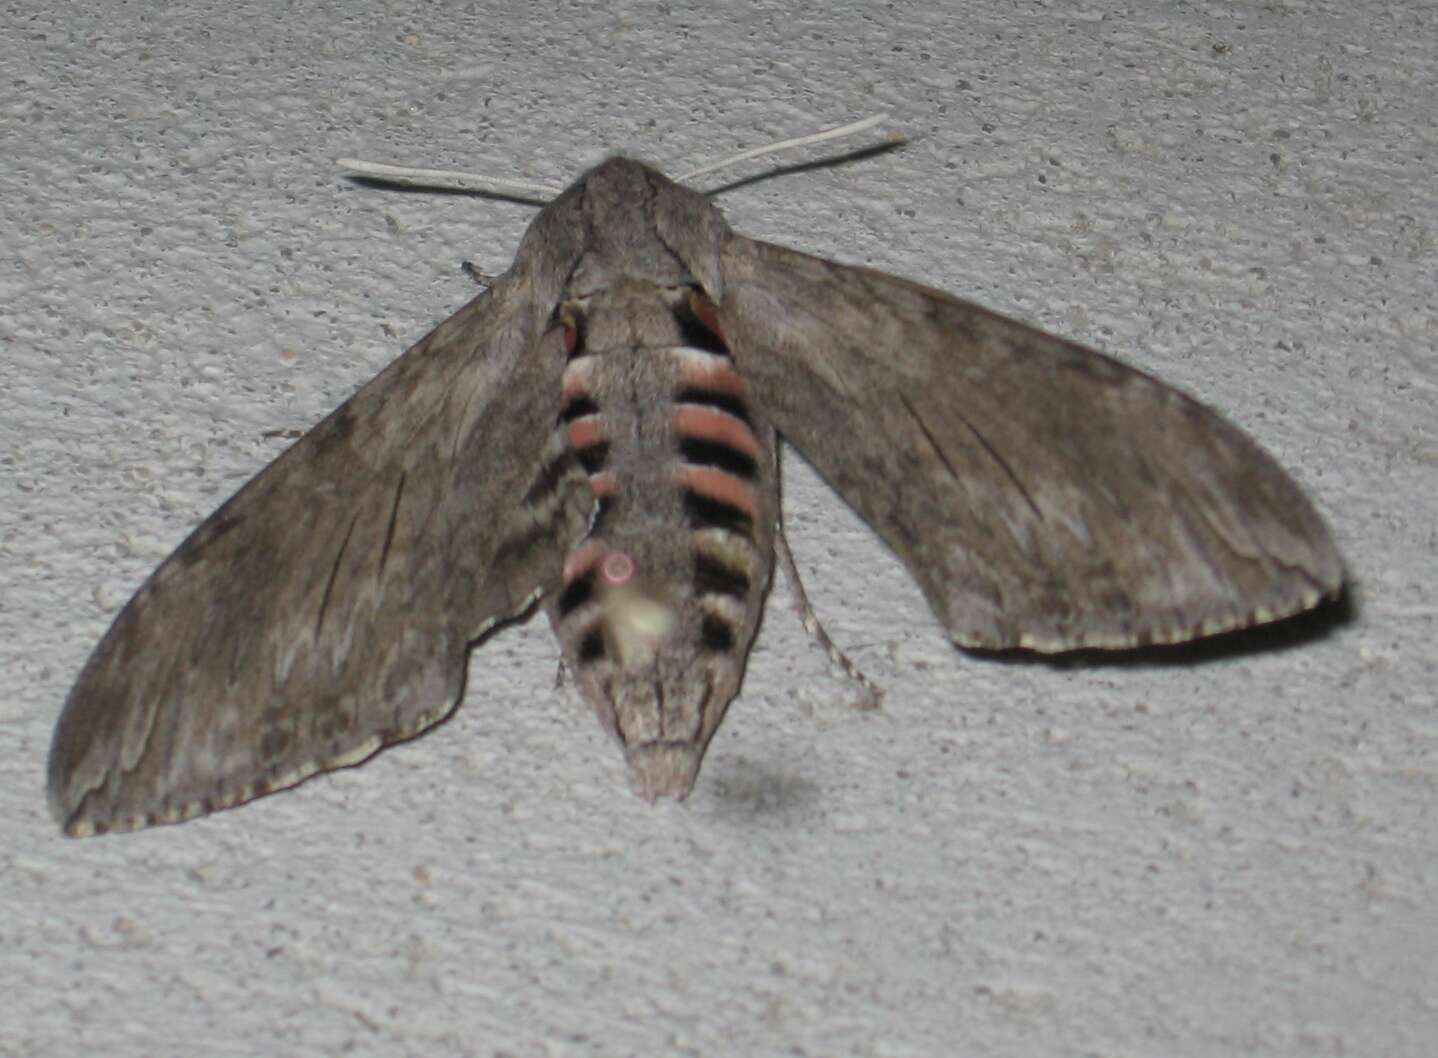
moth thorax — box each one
[597,550,676,669]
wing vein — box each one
[952,406,1044,522]
[378,472,407,576]
[899,394,961,486]
[316,513,362,637]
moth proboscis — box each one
[48,121,1344,836]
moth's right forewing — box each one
[49,212,591,836]
[718,236,1343,652]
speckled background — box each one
[3,2,1433,1055]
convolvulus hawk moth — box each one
[48,143,1344,836]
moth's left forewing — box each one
[716,235,1343,652]
[49,198,594,836]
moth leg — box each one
[774,519,882,711]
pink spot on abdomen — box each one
[601,550,636,585]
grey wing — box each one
[717,237,1343,652]
[49,264,591,836]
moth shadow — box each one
[969,590,1353,672]
[705,756,822,821]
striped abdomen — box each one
[542,281,777,799]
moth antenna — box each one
[674,113,900,183]
[335,157,564,200]
[337,114,898,198]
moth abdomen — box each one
[680,486,755,537]
[677,435,759,479]
[541,281,778,800]
[699,615,737,652]
[693,551,752,599]
[673,388,752,427]
[578,628,606,663]
[572,440,611,477]
[555,567,595,616]
[559,394,599,423]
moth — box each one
[48,146,1344,836]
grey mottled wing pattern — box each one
[49,248,592,836]
[718,237,1342,652]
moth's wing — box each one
[717,237,1343,651]
[49,254,591,836]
